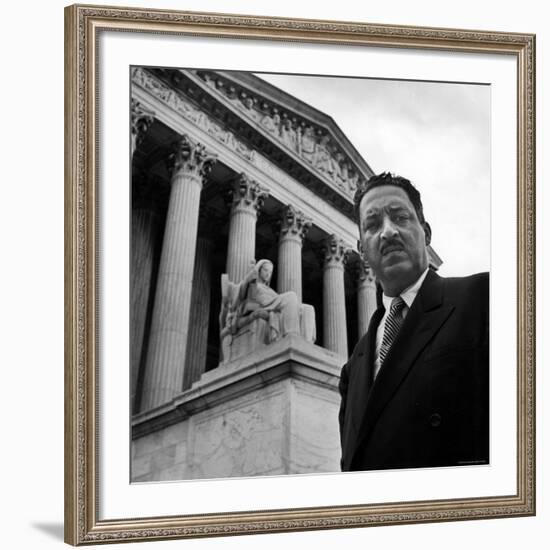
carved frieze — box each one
[131,67,359,220]
[195,70,365,197]
[131,67,255,163]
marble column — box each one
[226,174,268,282]
[277,205,311,301]
[131,191,157,413]
[323,235,348,358]
[130,103,155,413]
[356,258,378,339]
[182,236,213,391]
[131,99,155,157]
[141,136,217,411]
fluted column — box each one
[356,258,377,338]
[226,174,268,282]
[141,136,216,411]
[182,236,213,390]
[323,235,348,358]
[277,205,311,301]
[130,102,155,413]
[131,99,155,157]
[130,190,157,413]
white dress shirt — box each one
[373,268,429,379]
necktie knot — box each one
[390,296,405,315]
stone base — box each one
[132,335,343,481]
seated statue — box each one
[219,259,316,363]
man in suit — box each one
[339,172,489,471]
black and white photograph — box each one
[130,67,490,482]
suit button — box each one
[429,413,442,427]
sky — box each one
[255,72,491,277]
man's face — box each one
[359,185,430,296]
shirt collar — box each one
[382,268,430,311]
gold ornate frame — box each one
[64,3,536,545]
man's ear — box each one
[423,222,432,246]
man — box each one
[339,172,489,471]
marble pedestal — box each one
[131,335,343,481]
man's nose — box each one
[380,216,398,239]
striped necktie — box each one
[379,296,406,366]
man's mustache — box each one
[380,241,405,255]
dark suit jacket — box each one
[338,269,489,471]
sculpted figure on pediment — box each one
[225,85,238,100]
[347,170,360,193]
[280,117,298,152]
[300,125,317,164]
[201,72,217,89]
[241,94,254,109]
[330,152,346,188]
[260,108,281,135]
[339,159,350,182]
[314,134,332,175]
[336,159,358,194]
[240,93,260,121]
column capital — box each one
[168,135,217,181]
[279,204,312,244]
[356,257,376,284]
[355,239,375,283]
[228,173,269,214]
[323,235,348,269]
[131,99,155,154]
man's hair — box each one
[354,172,427,225]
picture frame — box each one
[64,3,535,545]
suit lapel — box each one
[351,270,455,466]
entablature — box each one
[140,66,375,220]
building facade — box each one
[130,67,441,481]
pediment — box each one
[195,70,375,200]
[142,67,376,219]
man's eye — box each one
[364,221,378,231]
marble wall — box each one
[132,349,342,482]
